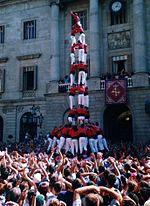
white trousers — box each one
[84,95,89,108]
[70,73,75,86]
[78,49,84,63]
[85,73,87,87]
[78,71,86,85]
[71,139,78,155]
[84,53,87,64]
[89,138,98,153]
[47,138,53,152]
[71,35,76,46]
[58,136,65,150]
[70,53,75,64]
[97,135,104,151]
[77,116,85,125]
[78,93,84,105]
[69,95,75,109]
[51,136,57,149]
[79,136,88,154]
[65,138,72,152]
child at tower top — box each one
[71,11,83,30]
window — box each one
[110,1,126,25]
[112,55,128,74]
[21,66,37,91]
[0,26,5,44]
[23,20,36,40]
[72,10,87,30]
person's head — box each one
[127,180,137,193]
[107,173,116,187]
[53,182,62,195]
[6,187,21,203]
[85,193,103,206]
[72,178,82,191]
[49,175,58,188]
[36,195,45,206]
[64,167,71,177]
[48,198,66,206]
[20,180,30,192]
[124,163,131,171]
[140,187,150,202]
[128,192,139,206]
[48,164,55,174]
[38,181,49,197]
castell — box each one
[68,11,89,126]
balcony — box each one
[46,72,150,94]
[100,77,133,90]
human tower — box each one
[67,11,89,126]
[48,12,104,156]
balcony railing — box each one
[58,83,70,93]
[58,77,134,93]
[100,77,133,90]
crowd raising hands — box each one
[0,141,149,206]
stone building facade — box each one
[0,0,149,143]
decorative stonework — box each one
[108,31,131,50]
[2,107,14,114]
[17,106,24,113]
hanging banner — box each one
[105,79,127,104]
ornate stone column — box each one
[89,0,100,78]
[50,1,60,81]
[133,0,147,72]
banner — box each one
[105,79,127,104]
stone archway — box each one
[103,105,133,143]
[0,116,3,142]
[19,112,37,142]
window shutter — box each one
[19,67,23,91]
[34,65,37,90]
[0,69,5,93]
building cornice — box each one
[0,57,8,63]
[16,53,41,61]
[0,0,32,7]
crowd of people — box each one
[0,12,149,206]
[0,139,149,206]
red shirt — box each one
[78,63,88,72]
[86,127,97,138]
[68,108,77,117]
[84,44,88,53]
[69,127,79,139]
[84,109,90,118]
[51,127,58,138]
[71,45,76,53]
[70,64,77,74]
[76,107,86,116]
[61,125,71,137]
[78,126,87,137]
[76,42,84,49]
[71,13,80,23]
[69,86,77,96]
[78,85,85,94]
[84,86,88,95]
[56,127,62,139]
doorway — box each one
[19,112,37,142]
[103,105,133,143]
